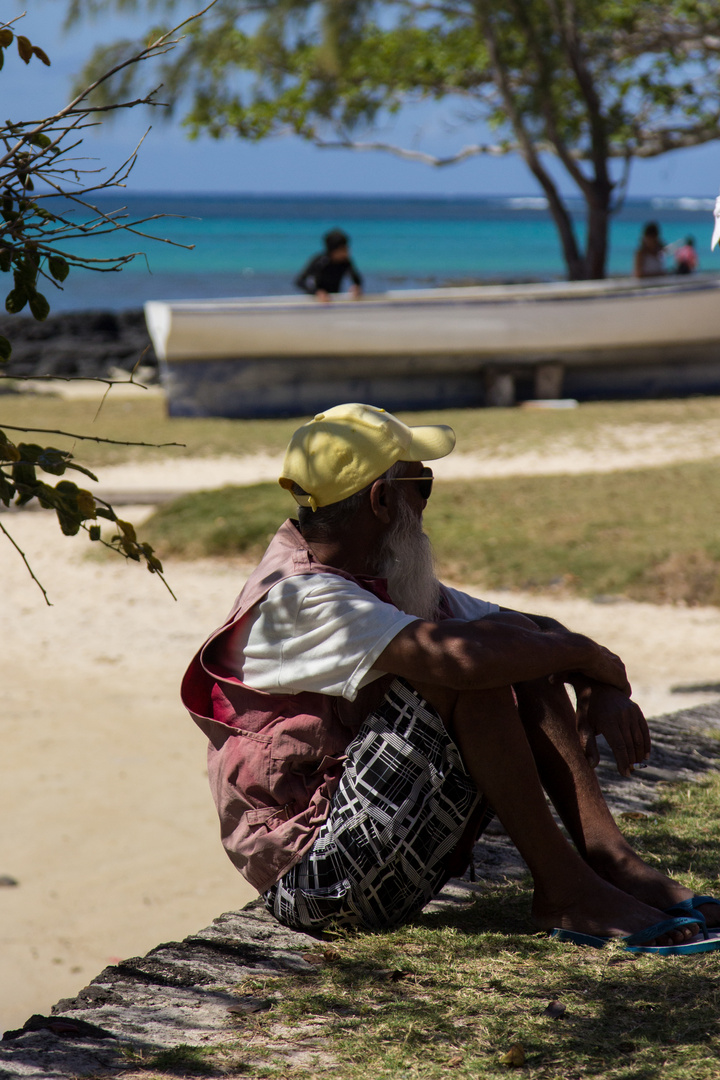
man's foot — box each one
[587,846,720,929]
[532,874,700,946]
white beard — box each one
[377,497,441,620]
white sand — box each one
[91,419,720,499]
[2,443,720,1033]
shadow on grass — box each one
[310,885,720,1076]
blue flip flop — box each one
[665,895,720,924]
[551,916,720,955]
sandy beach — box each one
[2,444,720,1035]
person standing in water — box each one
[295,228,363,302]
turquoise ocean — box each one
[49,193,718,311]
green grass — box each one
[102,777,720,1079]
[209,776,720,1080]
[3,393,720,466]
[141,460,720,604]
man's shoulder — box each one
[265,571,379,604]
[440,583,500,620]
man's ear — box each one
[369,478,392,523]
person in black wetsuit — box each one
[295,228,363,302]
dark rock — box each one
[0,309,157,380]
[2,1015,115,1042]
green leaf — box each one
[0,250,11,273]
[29,133,52,149]
[0,29,14,48]
[12,459,37,493]
[32,45,51,66]
[76,489,96,519]
[37,447,70,475]
[56,508,81,536]
[28,291,50,321]
[65,460,99,483]
[0,470,15,506]
[14,261,37,289]
[0,336,11,362]
[89,525,101,541]
[48,255,69,282]
[16,35,33,63]
[5,288,27,314]
[16,443,43,464]
[52,479,81,535]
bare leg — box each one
[512,676,720,926]
[413,681,697,945]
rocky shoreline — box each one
[0,309,157,381]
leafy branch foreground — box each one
[140,459,720,606]
[0,428,179,600]
[0,7,217,600]
[126,776,720,1080]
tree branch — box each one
[0,424,184,449]
[314,136,518,164]
[0,519,51,605]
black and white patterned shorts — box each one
[263,678,491,931]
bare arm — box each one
[375,613,631,695]
[500,606,650,775]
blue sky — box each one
[8,0,720,198]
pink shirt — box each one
[181,520,397,892]
[181,519,484,893]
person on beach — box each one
[634,221,666,278]
[182,403,720,953]
[673,236,698,275]
[295,228,363,302]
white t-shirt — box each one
[217,573,499,702]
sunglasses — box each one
[387,466,434,501]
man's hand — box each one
[315,289,331,303]
[574,679,650,777]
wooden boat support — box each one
[144,275,720,418]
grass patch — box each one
[140,484,288,560]
[3,394,720,466]
[220,776,720,1080]
[137,1043,218,1075]
[142,460,720,604]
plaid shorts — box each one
[263,678,491,931]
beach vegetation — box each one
[0,9,214,602]
[5,392,720,465]
[68,0,720,280]
[139,458,720,606]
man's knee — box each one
[411,681,517,735]
[514,674,575,719]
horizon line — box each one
[88,191,714,201]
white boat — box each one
[144,274,720,417]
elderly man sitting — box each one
[182,403,720,954]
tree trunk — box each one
[583,183,613,279]
[526,160,585,280]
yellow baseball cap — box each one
[279,403,456,510]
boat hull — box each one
[145,276,720,417]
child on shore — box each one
[295,228,363,302]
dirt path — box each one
[88,420,720,501]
